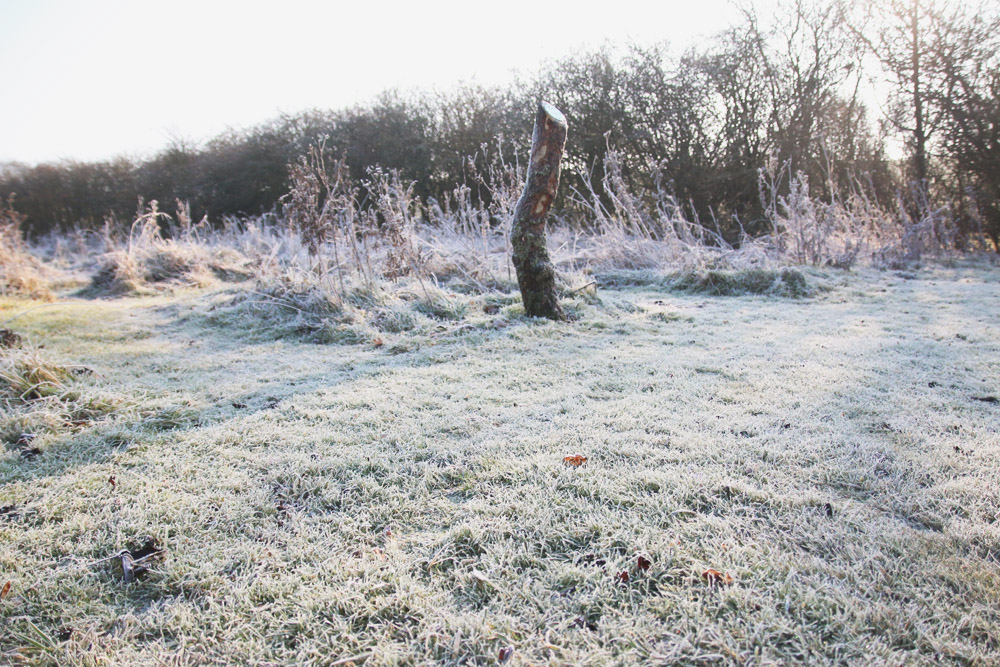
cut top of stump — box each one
[539,101,566,127]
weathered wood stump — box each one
[511,101,567,320]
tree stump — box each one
[511,101,567,320]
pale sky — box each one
[0,0,757,165]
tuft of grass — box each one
[595,267,814,297]
[0,197,51,300]
[91,243,250,295]
[413,289,468,321]
[667,267,812,297]
[0,335,124,459]
[90,201,252,295]
[0,344,74,402]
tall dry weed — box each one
[0,196,51,299]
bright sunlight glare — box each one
[0,0,760,164]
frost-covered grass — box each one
[1,259,999,665]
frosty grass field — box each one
[2,260,999,665]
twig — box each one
[567,281,597,294]
[331,652,373,666]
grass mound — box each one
[595,267,813,297]
[0,338,121,452]
[91,243,251,295]
[668,267,812,297]
[88,201,253,296]
[203,268,529,346]
[0,344,75,403]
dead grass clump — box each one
[0,343,74,403]
[93,244,217,294]
[667,267,812,297]
[211,269,373,344]
[593,267,813,297]
[0,196,52,300]
[209,264,496,346]
[91,201,252,295]
[0,340,122,452]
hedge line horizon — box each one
[2,0,998,251]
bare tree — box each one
[849,0,943,186]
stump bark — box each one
[511,101,567,320]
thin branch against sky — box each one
[0,0,753,164]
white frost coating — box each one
[540,101,566,126]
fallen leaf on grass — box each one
[563,454,588,466]
[0,328,22,348]
[498,646,513,663]
[616,570,630,584]
[108,475,117,488]
[972,395,998,404]
[373,338,384,347]
[637,555,652,571]
[469,570,496,591]
[702,569,733,586]
[1,580,10,600]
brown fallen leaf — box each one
[616,570,630,584]
[0,328,22,348]
[469,570,496,591]
[498,646,513,663]
[373,338,384,347]
[0,580,10,600]
[637,555,652,571]
[702,569,733,586]
[109,475,117,488]
[563,454,588,467]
